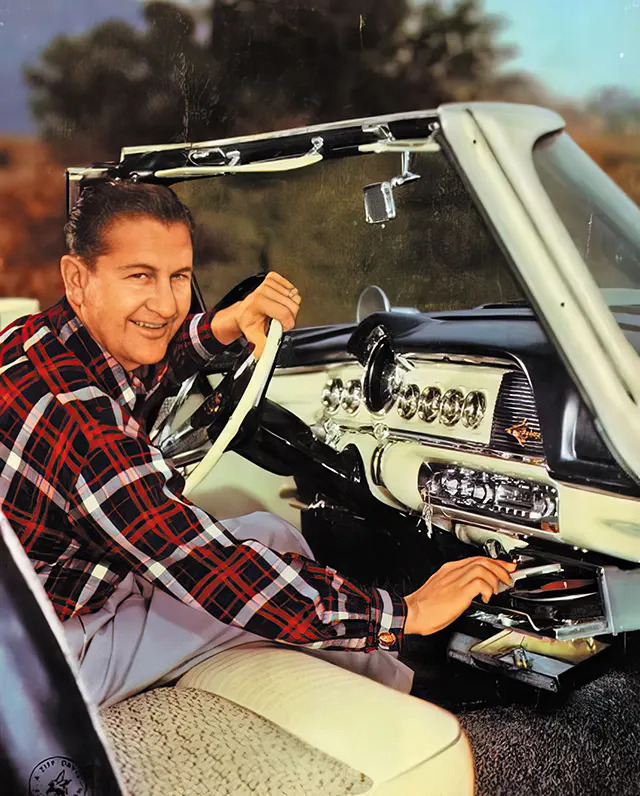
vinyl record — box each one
[512,577,597,602]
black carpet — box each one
[406,641,640,796]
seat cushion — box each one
[100,686,372,796]
[177,643,471,789]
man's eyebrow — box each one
[117,263,193,274]
[117,263,156,271]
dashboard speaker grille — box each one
[490,370,545,457]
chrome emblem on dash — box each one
[505,418,542,447]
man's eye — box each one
[128,273,149,280]
[172,273,190,281]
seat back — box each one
[0,297,40,331]
[0,511,123,795]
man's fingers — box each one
[465,578,494,605]
[263,271,297,293]
[459,564,500,595]
[439,556,514,588]
[468,560,513,590]
[454,558,513,589]
[258,283,302,320]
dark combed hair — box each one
[64,180,195,265]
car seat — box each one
[0,510,474,795]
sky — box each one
[0,0,639,133]
[485,0,640,99]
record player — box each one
[445,539,637,692]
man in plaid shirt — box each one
[0,181,514,707]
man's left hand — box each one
[210,271,302,358]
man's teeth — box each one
[133,321,165,329]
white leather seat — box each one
[177,642,474,795]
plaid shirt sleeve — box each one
[70,398,406,652]
[166,311,226,383]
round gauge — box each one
[462,391,487,428]
[418,386,441,423]
[363,334,401,413]
[440,389,464,426]
[397,384,420,419]
[321,378,343,413]
[341,380,363,414]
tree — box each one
[25,0,533,162]
[25,3,221,162]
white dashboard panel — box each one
[272,360,511,446]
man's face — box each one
[72,215,193,372]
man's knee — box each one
[226,511,313,557]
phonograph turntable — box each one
[448,558,615,692]
[502,562,602,625]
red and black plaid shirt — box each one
[0,297,405,651]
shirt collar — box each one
[47,296,162,412]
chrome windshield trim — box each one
[120,108,439,157]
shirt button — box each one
[378,631,396,647]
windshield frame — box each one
[440,102,640,484]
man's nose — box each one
[147,278,178,319]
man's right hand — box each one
[403,556,517,636]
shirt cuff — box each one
[188,311,227,361]
[368,587,407,652]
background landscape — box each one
[1,0,639,309]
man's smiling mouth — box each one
[131,320,167,329]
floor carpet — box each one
[406,640,640,796]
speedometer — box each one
[362,327,402,413]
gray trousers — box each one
[63,512,414,708]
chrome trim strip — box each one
[274,359,357,375]
[429,505,558,539]
[404,352,514,367]
[120,109,439,157]
[155,151,323,178]
[371,444,389,487]
[339,424,547,465]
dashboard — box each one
[312,327,558,534]
[259,312,640,562]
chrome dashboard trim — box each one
[403,352,515,368]
[338,424,547,465]
[429,505,558,539]
[275,358,357,375]
[276,353,515,374]
[371,443,391,486]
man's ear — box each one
[60,254,90,308]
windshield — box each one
[174,149,524,327]
[533,132,640,319]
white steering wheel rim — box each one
[184,320,283,496]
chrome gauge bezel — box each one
[341,379,363,414]
[321,378,343,413]
[397,383,420,420]
[418,386,442,423]
[362,330,402,414]
[440,389,464,426]
[461,391,487,429]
